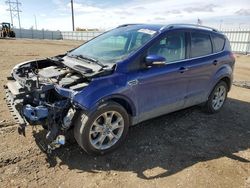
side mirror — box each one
[145,55,166,66]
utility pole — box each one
[34,15,37,30]
[71,0,75,31]
[219,20,223,31]
[5,0,22,29]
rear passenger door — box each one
[184,31,218,107]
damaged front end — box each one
[4,55,111,152]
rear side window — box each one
[212,35,225,52]
[191,32,212,58]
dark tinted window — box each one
[191,32,212,58]
[148,32,186,63]
[212,35,225,52]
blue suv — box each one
[5,24,235,155]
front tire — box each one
[74,102,130,155]
[204,81,228,113]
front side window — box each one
[191,32,212,58]
[69,27,157,64]
[148,32,186,63]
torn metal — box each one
[4,54,113,152]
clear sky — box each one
[0,0,250,31]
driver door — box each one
[136,31,190,122]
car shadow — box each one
[33,98,250,179]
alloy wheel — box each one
[89,111,125,150]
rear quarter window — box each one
[212,35,225,52]
[190,32,212,58]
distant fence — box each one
[12,28,250,54]
[221,29,250,54]
[13,28,62,40]
[61,29,250,54]
[61,31,104,41]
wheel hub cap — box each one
[89,111,125,150]
[212,85,226,110]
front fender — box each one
[90,94,137,116]
[72,73,136,115]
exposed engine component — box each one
[23,105,48,124]
[59,75,82,87]
[46,123,59,143]
[38,66,70,78]
[38,65,84,88]
[47,135,66,153]
[12,58,89,90]
[62,108,76,129]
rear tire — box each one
[203,81,228,114]
[10,31,15,38]
[74,102,130,155]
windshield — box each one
[69,26,157,64]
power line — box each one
[5,0,22,29]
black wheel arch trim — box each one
[89,94,137,117]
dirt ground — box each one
[0,39,249,188]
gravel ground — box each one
[0,39,249,188]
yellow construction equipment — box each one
[0,22,15,38]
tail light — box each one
[229,52,236,60]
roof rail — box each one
[117,23,143,28]
[161,24,218,32]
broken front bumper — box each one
[4,82,27,126]
[4,79,76,151]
